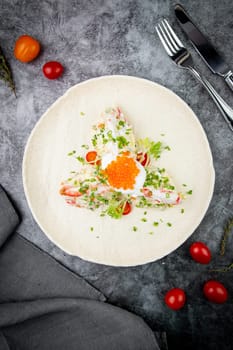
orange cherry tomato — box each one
[14,35,40,63]
[122,201,132,215]
[86,151,98,164]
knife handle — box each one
[224,71,233,92]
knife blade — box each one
[174,3,233,91]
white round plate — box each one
[23,75,215,266]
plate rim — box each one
[22,75,215,266]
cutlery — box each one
[156,19,233,131]
[174,4,233,92]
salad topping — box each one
[60,107,186,219]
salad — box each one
[59,107,184,219]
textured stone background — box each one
[0,0,233,349]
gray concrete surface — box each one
[0,0,233,349]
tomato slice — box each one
[86,151,98,164]
[122,201,132,215]
[136,152,149,166]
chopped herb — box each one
[106,198,124,219]
[81,144,89,150]
[182,184,187,187]
[118,120,125,127]
[133,226,138,232]
[141,218,147,222]
[79,184,89,194]
[67,178,72,181]
[76,156,85,164]
[167,222,172,227]
[149,141,163,159]
[148,231,154,235]
[90,227,94,231]
[116,136,129,149]
[160,133,165,136]
[186,190,192,195]
[181,208,185,214]
[144,211,147,215]
[80,111,85,116]
[164,146,171,151]
[220,217,233,256]
[92,135,97,147]
[153,222,159,227]
[68,150,76,156]
[137,138,170,160]
[165,192,170,198]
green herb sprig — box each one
[0,45,16,96]
[220,217,233,256]
[210,217,233,273]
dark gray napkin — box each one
[0,185,160,350]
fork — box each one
[156,19,233,131]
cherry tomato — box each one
[203,280,228,304]
[14,35,40,62]
[189,242,211,264]
[136,152,149,166]
[164,288,186,310]
[42,61,64,79]
[122,201,132,215]
[86,151,98,164]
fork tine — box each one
[163,19,184,49]
[156,24,174,56]
[160,20,180,51]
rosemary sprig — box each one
[210,263,233,273]
[210,217,233,273]
[220,217,233,256]
[0,45,16,96]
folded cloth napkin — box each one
[0,185,160,350]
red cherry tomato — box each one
[86,151,98,164]
[203,280,228,304]
[164,288,186,310]
[136,152,149,166]
[42,61,64,79]
[189,242,211,264]
[122,201,132,215]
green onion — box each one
[76,156,85,164]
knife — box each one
[174,3,233,92]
